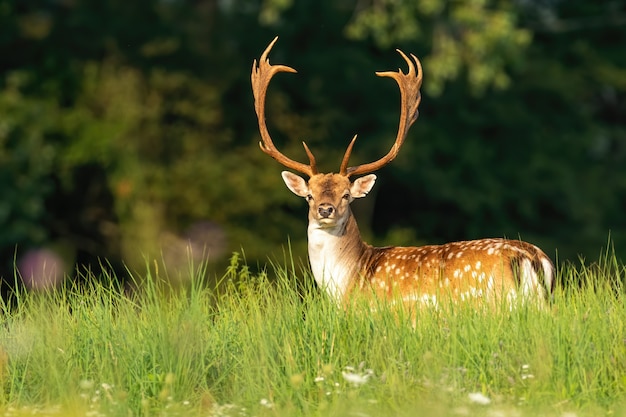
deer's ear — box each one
[351,174,377,198]
[281,171,310,197]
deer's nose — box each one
[318,205,334,218]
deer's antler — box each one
[251,37,318,177]
[340,50,423,177]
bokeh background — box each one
[1,0,625,289]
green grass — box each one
[1,249,626,417]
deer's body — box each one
[284,171,553,305]
[252,38,554,306]
[310,221,553,304]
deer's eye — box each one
[342,193,350,200]
[306,194,314,202]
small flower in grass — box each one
[342,366,374,387]
[468,392,491,405]
[521,364,534,380]
[342,371,369,386]
[211,403,240,417]
[260,398,273,408]
[100,382,115,402]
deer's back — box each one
[356,238,554,303]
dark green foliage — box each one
[0,75,57,273]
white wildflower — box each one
[211,403,239,417]
[260,398,273,408]
[521,364,534,379]
[342,371,372,386]
[468,392,491,405]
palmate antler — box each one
[340,51,422,177]
[251,37,423,178]
[251,37,318,177]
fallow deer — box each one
[251,37,554,306]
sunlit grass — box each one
[0,248,625,416]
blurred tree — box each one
[0,72,57,275]
[344,0,532,95]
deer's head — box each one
[281,172,376,230]
[251,37,422,231]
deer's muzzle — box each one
[318,204,335,219]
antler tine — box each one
[342,50,423,178]
[251,36,318,177]
[339,135,358,175]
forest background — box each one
[1,0,625,288]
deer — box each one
[251,37,554,307]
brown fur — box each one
[284,172,554,305]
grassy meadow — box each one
[1,249,626,417]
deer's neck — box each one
[307,212,368,301]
